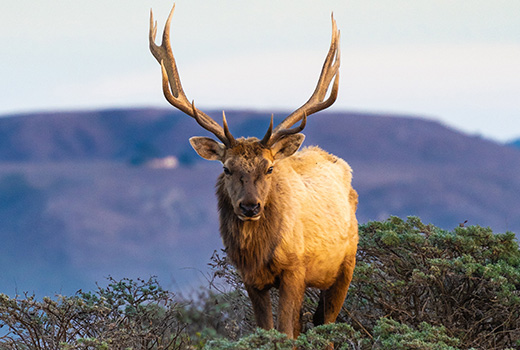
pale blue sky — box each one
[1,0,519,141]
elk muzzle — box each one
[232,173,265,221]
[239,201,262,219]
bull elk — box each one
[149,4,358,338]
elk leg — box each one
[277,269,306,338]
[313,255,356,325]
[245,285,274,330]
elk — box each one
[149,4,358,339]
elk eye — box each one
[223,167,232,175]
[266,166,274,175]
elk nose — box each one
[239,202,261,217]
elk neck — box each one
[216,173,284,280]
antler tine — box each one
[150,5,184,100]
[150,3,234,146]
[271,14,340,137]
[222,111,236,146]
[263,114,307,147]
[260,114,274,146]
[189,100,235,147]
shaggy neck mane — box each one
[216,175,282,284]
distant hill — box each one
[508,138,520,149]
[1,108,519,297]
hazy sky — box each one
[1,0,519,141]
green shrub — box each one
[372,318,460,350]
[343,217,520,349]
[203,217,520,349]
[203,320,461,350]
[205,328,293,350]
[1,217,519,350]
[296,323,364,350]
[0,277,187,349]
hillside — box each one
[508,138,520,149]
[1,108,519,296]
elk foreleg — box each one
[277,269,306,338]
[246,285,274,330]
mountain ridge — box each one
[1,108,519,296]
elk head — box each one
[149,4,340,221]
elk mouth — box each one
[236,201,262,221]
[237,213,262,222]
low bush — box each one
[0,277,186,349]
[342,217,520,349]
[204,319,461,350]
[203,217,520,349]
[1,217,519,349]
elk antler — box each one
[149,4,236,147]
[262,14,340,147]
[260,114,307,147]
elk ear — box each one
[272,134,305,160]
[189,137,225,161]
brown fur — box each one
[149,3,354,338]
[192,136,359,338]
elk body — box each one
[149,4,358,338]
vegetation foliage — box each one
[0,277,186,349]
[344,217,520,349]
[1,217,519,349]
